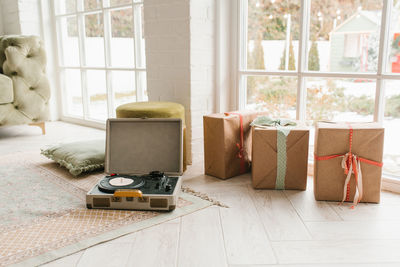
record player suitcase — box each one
[86,118,184,211]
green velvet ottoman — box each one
[116,101,187,171]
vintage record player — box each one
[86,118,184,211]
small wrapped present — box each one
[314,122,384,205]
[203,110,267,179]
[251,117,309,190]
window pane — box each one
[306,78,375,122]
[112,71,135,108]
[85,0,102,10]
[247,0,300,71]
[64,69,83,117]
[85,13,105,67]
[87,70,107,121]
[246,75,297,119]
[110,0,131,6]
[383,80,400,177]
[386,2,400,73]
[308,0,383,72]
[58,16,80,66]
[110,8,134,67]
[55,0,76,14]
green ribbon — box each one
[251,116,296,190]
[250,116,297,128]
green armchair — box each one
[0,35,50,134]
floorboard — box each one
[272,240,400,264]
[217,188,277,265]
[177,207,228,267]
[249,187,312,241]
[42,251,84,267]
[284,182,342,222]
[306,220,400,240]
[76,243,133,267]
[125,219,181,267]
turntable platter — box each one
[109,177,134,186]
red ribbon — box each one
[225,112,246,174]
[314,124,383,205]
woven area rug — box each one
[0,153,212,267]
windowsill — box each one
[60,116,106,130]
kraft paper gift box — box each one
[314,122,384,204]
[203,110,267,179]
[251,118,309,190]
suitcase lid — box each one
[105,118,183,176]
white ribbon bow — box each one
[341,153,363,207]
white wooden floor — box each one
[2,122,400,267]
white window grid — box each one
[52,0,145,123]
[237,0,399,124]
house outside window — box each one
[343,34,361,58]
[239,0,400,178]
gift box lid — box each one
[105,118,183,176]
[317,121,383,130]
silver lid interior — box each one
[105,118,183,176]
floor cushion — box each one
[41,139,105,176]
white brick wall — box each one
[0,0,21,35]
[144,0,217,164]
[0,0,42,36]
[0,3,3,35]
[216,0,237,112]
[18,0,42,36]
[190,0,216,163]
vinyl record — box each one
[98,175,145,193]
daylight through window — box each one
[239,0,400,177]
[54,0,147,123]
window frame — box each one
[237,0,400,183]
[51,0,146,126]
[237,0,400,123]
